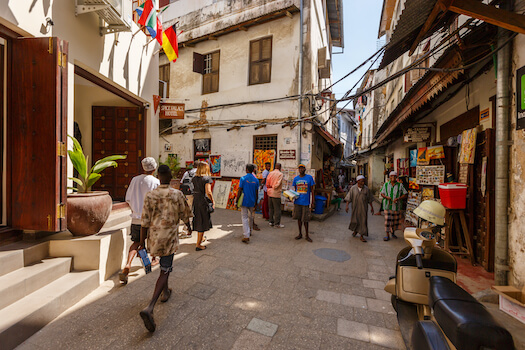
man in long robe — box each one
[345,175,374,242]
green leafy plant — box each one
[158,154,181,177]
[68,135,126,193]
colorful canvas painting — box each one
[409,178,420,190]
[397,158,409,176]
[459,128,477,164]
[409,149,418,167]
[428,145,445,159]
[226,179,241,210]
[254,150,275,178]
[417,147,429,165]
[210,155,221,177]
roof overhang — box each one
[380,0,525,69]
[327,0,344,48]
[315,125,342,147]
[378,0,398,38]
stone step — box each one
[100,207,131,232]
[0,257,72,310]
[0,242,49,277]
[0,270,99,350]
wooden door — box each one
[10,37,67,231]
[92,106,144,201]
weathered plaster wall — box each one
[508,34,525,287]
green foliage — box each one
[68,135,126,193]
[159,154,181,177]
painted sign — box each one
[516,66,525,130]
[279,149,296,160]
[404,127,431,143]
[159,103,185,119]
[480,108,490,122]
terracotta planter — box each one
[67,191,113,236]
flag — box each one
[162,25,179,62]
[137,0,162,42]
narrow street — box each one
[19,204,408,350]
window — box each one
[249,37,272,85]
[193,51,220,94]
[254,134,277,150]
[159,63,172,134]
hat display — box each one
[141,157,158,172]
[389,171,398,177]
[356,175,365,181]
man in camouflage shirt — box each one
[139,165,192,332]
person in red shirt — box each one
[266,163,284,228]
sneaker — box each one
[269,223,274,227]
[274,224,285,228]
[242,237,250,244]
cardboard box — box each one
[492,285,525,324]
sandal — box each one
[383,236,390,241]
[195,246,207,251]
[295,234,303,240]
[360,236,367,243]
[352,231,357,237]
[139,310,156,332]
[119,269,129,284]
[305,237,313,243]
[392,233,398,239]
[160,288,172,303]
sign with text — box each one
[516,66,525,130]
[279,149,296,160]
[404,127,431,143]
[159,103,185,119]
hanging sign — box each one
[159,103,185,119]
[516,66,525,130]
[279,150,296,160]
[404,127,431,143]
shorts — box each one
[293,204,311,222]
[159,254,174,273]
[130,224,141,242]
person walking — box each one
[345,175,374,242]
[266,163,284,228]
[261,162,271,220]
[380,171,408,241]
[236,164,259,243]
[338,170,345,188]
[192,162,215,251]
[138,165,192,332]
[292,164,315,242]
[119,157,160,284]
[179,161,199,238]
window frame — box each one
[249,36,273,86]
[202,50,220,95]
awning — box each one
[315,125,341,147]
[326,0,344,48]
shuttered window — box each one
[201,51,220,94]
[249,37,272,85]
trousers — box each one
[241,206,255,238]
[268,196,282,225]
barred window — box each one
[254,135,277,151]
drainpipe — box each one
[494,19,512,285]
[297,0,304,167]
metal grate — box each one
[254,135,277,150]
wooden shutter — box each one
[11,37,67,231]
[193,52,205,74]
[249,37,272,85]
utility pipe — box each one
[495,21,512,285]
[297,0,304,167]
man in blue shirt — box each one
[292,164,315,242]
[236,164,259,244]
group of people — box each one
[344,170,407,243]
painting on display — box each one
[210,155,221,178]
[416,165,445,185]
[222,151,250,177]
[226,179,241,210]
[459,128,477,164]
[409,178,420,190]
[417,147,429,165]
[212,180,231,209]
[194,138,211,158]
[409,149,418,167]
[397,158,409,177]
[421,187,435,201]
[253,150,275,178]
[406,191,422,226]
[427,145,445,159]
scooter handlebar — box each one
[415,254,424,269]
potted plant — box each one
[159,154,181,189]
[67,135,126,236]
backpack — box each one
[180,169,196,195]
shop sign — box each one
[159,103,185,119]
[403,127,431,143]
[517,66,525,130]
[279,149,296,160]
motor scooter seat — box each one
[428,276,514,350]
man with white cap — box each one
[119,157,160,284]
[380,171,407,241]
[345,175,374,242]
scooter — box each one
[384,225,515,350]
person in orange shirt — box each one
[266,163,284,228]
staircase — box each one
[0,242,99,350]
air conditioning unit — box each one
[76,0,132,35]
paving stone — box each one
[316,290,341,304]
[324,238,337,244]
[374,288,392,301]
[232,330,272,349]
[341,275,364,286]
[368,264,391,274]
[369,325,405,349]
[363,279,387,289]
[368,272,392,282]
[337,318,370,342]
[367,298,396,314]
[319,272,341,283]
[363,250,382,257]
[341,293,367,309]
[354,308,387,328]
[366,258,386,266]
[246,317,279,337]
[186,282,217,300]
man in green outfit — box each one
[380,171,407,241]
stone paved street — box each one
[19,203,408,350]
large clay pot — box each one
[67,191,113,236]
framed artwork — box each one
[210,155,221,177]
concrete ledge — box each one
[312,204,337,221]
[49,228,128,284]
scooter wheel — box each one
[391,295,398,312]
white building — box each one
[158,0,343,174]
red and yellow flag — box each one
[162,25,179,62]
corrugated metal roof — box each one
[327,0,344,48]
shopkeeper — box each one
[380,171,408,241]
